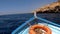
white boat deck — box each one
[19,24,60,34]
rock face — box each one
[34,1,60,13]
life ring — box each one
[29,24,52,34]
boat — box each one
[11,12,60,34]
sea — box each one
[0,13,60,34]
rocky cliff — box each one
[34,1,60,13]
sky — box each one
[0,0,57,15]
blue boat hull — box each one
[12,17,60,34]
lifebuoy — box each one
[29,24,52,34]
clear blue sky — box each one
[0,0,57,15]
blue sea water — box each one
[0,13,60,34]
